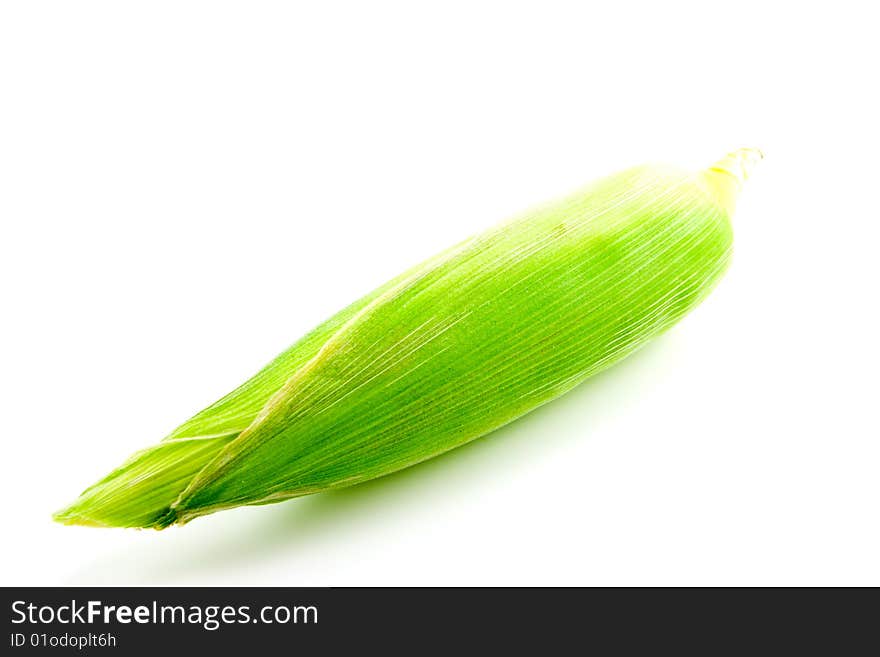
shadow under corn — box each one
[64,336,676,585]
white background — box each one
[1,1,877,586]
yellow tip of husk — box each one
[704,147,763,216]
[710,147,764,183]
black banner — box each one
[1,587,875,653]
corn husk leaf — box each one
[55,149,761,529]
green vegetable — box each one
[55,148,761,529]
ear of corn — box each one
[55,149,760,529]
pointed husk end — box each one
[52,434,235,529]
[703,147,763,217]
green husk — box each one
[55,148,760,529]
